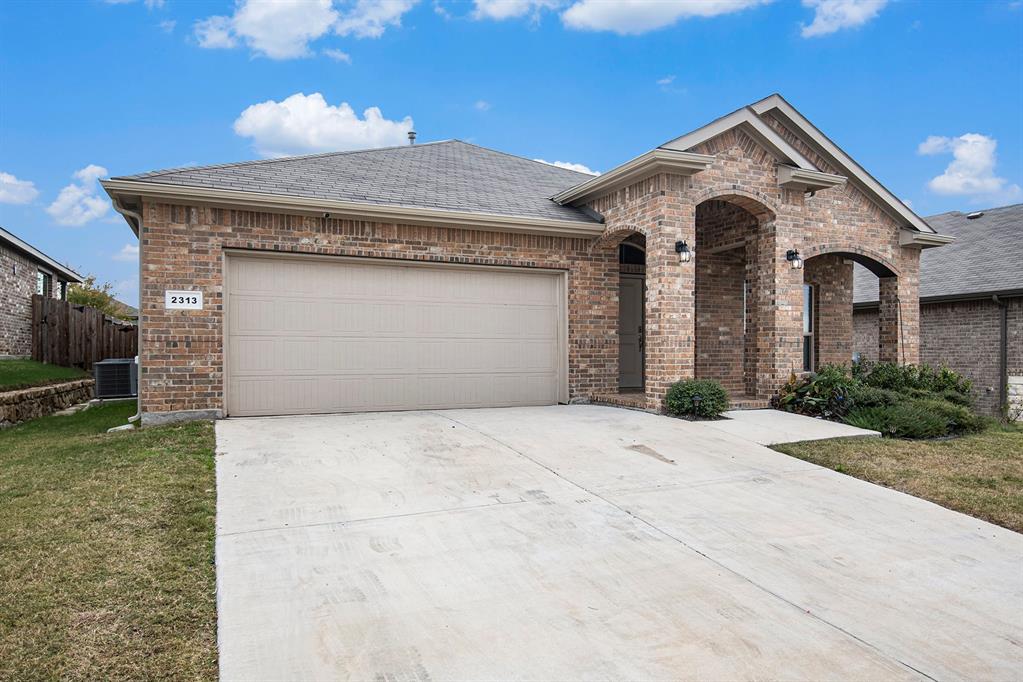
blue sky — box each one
[1,0,1021,306]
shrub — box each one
[915,399,987,435]
[844,402,948,439]
[846,385,900,409]
[860,361,972,401]
[775,365,855,418]
[665,379,729,418]
[941,389,974,408]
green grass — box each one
[773,424,1023,533]
[0,401,218,680]
[0,359,87,391]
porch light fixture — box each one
[786,249,803,270]
[675,240,692,264]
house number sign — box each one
[165,290,203,310]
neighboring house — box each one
[854,204,1022,417]
[0,226,83,359]
[102,93,952,425]
[111,298,139,322]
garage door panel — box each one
[227,256,564,416]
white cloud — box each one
[194,0,416,59]
[534,159,599,175]
[234,92,414,157]
[336,0,418,38]
[323,48,352,63]
[194,15,237,49]
[233,0,338,59]
[656,75,675,86]
[159,19,176,33]
[474,100,491,111]
[46,165,110,226]
[113,243,139,262]
[800,0,886,38]
[562,0,769,35]
[473,0,561,20]
[0,171,39,204]
[918,133,1021,200]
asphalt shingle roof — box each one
[114,140,598,224]
[854,203,1023,304]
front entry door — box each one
[618,275,644,388]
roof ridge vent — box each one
[966,211,984,219]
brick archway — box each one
[693,186,779,223]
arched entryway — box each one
[802,250,900,369]
[693,195,775,401]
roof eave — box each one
[751,93,936,234]
[899,229,956,248]
[552,149,715,205]
[0,226,84,283]
[102,179,605,239]
[777,166,847,192]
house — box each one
[0,226,83,359]
[853,204,1022,417]
[102,94,952,426]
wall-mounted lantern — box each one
[786,249,803,270]
[675,240,692,264]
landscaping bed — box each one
[773,424,1023,533]
[0,401,218,680]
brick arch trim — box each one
[590,224,652,251]
[802,245,900,278]
[693,186,779,222]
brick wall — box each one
[139,202,619,417]
[0,244,57,357]
[853,296,1023,416]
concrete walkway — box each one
[215,406,1022,681]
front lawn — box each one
[773,424,1023,533]
[0,401,218,680]
[0,359,87,391]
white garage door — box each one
[226,254,566,417]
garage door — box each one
[226,254,566,417]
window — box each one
[59,280,68,301]
[37,271,52,298]
[802,283,814,372]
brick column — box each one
[644,197,696,408]
[804,254,854,367]
[752,217,803,398]
[878,248,921,365]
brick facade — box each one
[854,296,1023,416]
[136,123,926,420]
[0,243,66,358]
[138,202,619,417]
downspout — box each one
[111,198,143,424]
[993,294,1009,419]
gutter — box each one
[853,288,1023,311]
[110,198,143,425]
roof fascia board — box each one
[659,107,818,171]
[854,287,1023,309]
[101,180,606,239]
[0,226,83,282]
[899,229,956,248]
[751,94,936,234]
[551,149,715,205]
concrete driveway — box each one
[215,406,1023,681]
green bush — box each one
[844,402,948,439]
[846,385,900,409]
[915,398,987,435]
[941,388,974,407]
[775,365,855,418]
[859,361,972,401]
[665,379,729,418]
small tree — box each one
[68,275,127,320]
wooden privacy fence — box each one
[32,295,138,369]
